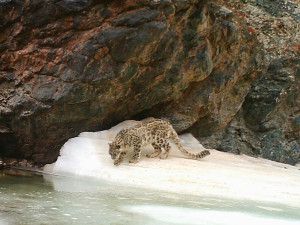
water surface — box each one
[0,170,299,225]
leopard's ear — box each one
[108,143,112,147]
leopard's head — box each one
[108,142,121,160]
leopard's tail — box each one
[170,129,210,159]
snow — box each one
[43,120,300,207]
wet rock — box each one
[0,157,4,169]
[3,158,36,168]
[3,168,34,177]
[3,158,17,167]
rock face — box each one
[197,0,300,165]
[0,0,299,165]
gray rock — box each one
[113,9,161,27]
[56,0,91,12]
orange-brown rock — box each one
[0,0,299,165]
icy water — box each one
[0,170,300,225]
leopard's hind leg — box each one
[159,141,171,159]
[146,144,162,158]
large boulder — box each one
[0,0,298,165]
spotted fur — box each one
[108,119,210,165]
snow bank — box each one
[44,120,300,207]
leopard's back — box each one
[128,119,173,146]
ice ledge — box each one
[44,120,300,207]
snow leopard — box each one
[109,119,210,165]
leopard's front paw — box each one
[129,158,139,164]
[114,160,121,166]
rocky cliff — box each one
[0,0,299,165]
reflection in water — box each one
[0,170,299,225]
[121,205,299,225]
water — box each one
[1,170,299,225]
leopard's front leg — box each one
[128,136,142,164]
[129,145,142,164]
[114,151,127,166]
